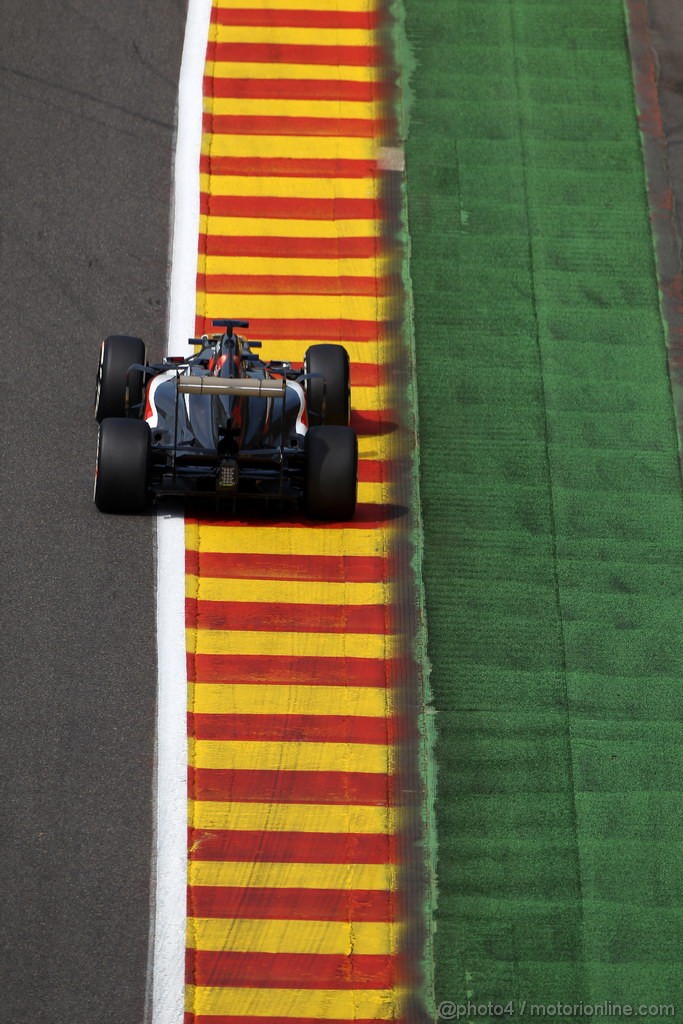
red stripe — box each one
[204,112,379,138]
[188,829,396,863]
[358,459,386,482]
[188,886,393,921]
[201,234,379,258]
[187,653,393,686]
[202,274,384,296]
[185,551,387,583]
[186,950,395,988]
[195,317,383,341]
[200,194,380,221]
[212,8,379,30]
[188,712,393,744]
[206,77,382,103]
[207,41,381,66]
[189,768,391,805]
[185,599,389,634]
[200,154,379,178]
[351,363,381,386]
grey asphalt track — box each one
[0,3,185,1021]
[649,0,683,248]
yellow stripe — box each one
[185,523,391,555]
[189,681,390,717]
[186,986,397,1019]
[198,291,387,321]
[205,96,380,120]
[210,24,373,47]
[188,860,394,890]
[210,60,379,82]
[199,212,379,237]
[199,176,379,200]
[358,432,395,462]
[188,628,396,659]
[256,338,389,364]
[213,0,377,10]
[187,576,388,605]
[202,133,377,161]
[357,385,387,411]
[190,800,393,834]
[201,254,387,276]
[188,916,394,954]
[191,738,393,774]
[358,480,390,504]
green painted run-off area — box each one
[403,0,683,1016]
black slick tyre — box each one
[95,418,151,514]
[305,425,357,521]
[304,344,350,426]
[95,335,146,422]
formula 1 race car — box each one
[93,320,357,519]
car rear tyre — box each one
[305,425,357,520]
[304,344,350,426]
[95,335,146,422]
[95,418,151,514]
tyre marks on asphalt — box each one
[185,1,423,1020]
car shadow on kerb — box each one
[181,497,410,526]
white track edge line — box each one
[168,0,211,360]
[149,2,213,1023]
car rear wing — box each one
[177,375,286,397]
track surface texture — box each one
[404,0,683,1017]
[0,3,183,1022]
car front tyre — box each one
[94,335,146,422]
[304,344,351,427]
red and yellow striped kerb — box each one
[185,1,419,1020]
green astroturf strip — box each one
[404,0,683,1016]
